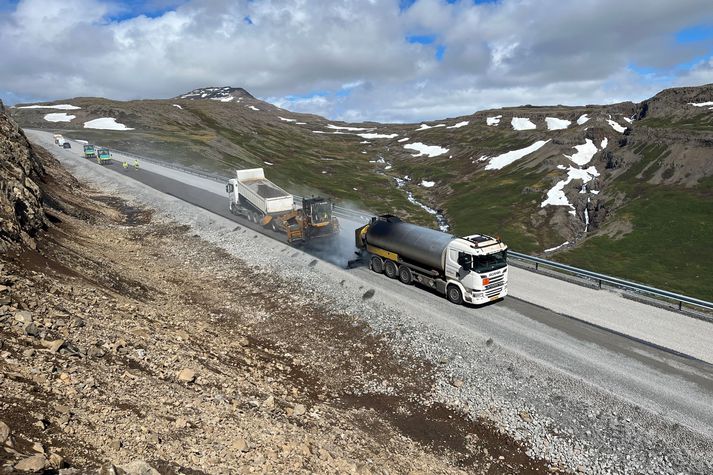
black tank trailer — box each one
[354,215,509,305]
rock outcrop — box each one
[0,100,47,250]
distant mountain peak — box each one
[176,86,255,102]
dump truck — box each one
[83,144,96,159]
[355,215,508,305]
[96,147,112,165]
[225,168,339,242]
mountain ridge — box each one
[9,83,713,298]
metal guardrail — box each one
[102,144,713,313]
[508,251,713,312]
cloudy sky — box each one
[2,0,713,122]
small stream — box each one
[394,177,450,232]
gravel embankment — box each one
[30,133,713,474]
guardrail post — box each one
[679,301,683,311]
[598,279,602,289]
[535,262,539,271]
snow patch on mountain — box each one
[403,142,449,157]
[44,113,75,122]
[83,118,134,131]
[689,101,713,107]
[576,114,590,125]
[398,137,410,143]
[511,117,536,130]
[487,115,502,126]
[18,104,81,110]
[545,117,571,130]
[447,121,469,129]
[564,139,598,166]
[172,104,183,109]
[358,133,398,139]
[541,166,599,209]
[607,119,626,133]
[421,180,435,188]
[415,123,446,131]
[601,138,608,149]
[484,140,550,170]
[247,105,260,111]
[278,116,297,122]
[327,124,373,131]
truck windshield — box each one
[473,250,507,273]
[311,202,331,224]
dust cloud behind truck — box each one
[355,215,508,305]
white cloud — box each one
[2,0,713,122]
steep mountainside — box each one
[0,100,48,251]
[10,84,713,298]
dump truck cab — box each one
[83,144,96,158]
[96,147,112,165]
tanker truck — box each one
[226,168,339,242]
[355,215,508,305]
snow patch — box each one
[564,139,598,166]
[511,117,536,130]
[415,123,446,131]
[357,133,398,139]
[278,116,297,122]
[211,95,234,102]
[601,138,608,149]
[541,166,599,209]
[622,117,633,124]
[607,119,626,133]
[327,124,373,131]
[447,121,469,129]
[18,104,81,110]
[247,105,260,111]
[264,161,274,166]
[545,117,571,130]
[544,241,569,253]
[397,137,410,143]
[487,115,502,126]
[688,101,713,107]
[421,180,435,188]
[83,118,134,131]
[576,114,590,125]
[172,104,183,109]
[484,140,550,170]
[43,113,75,123]
[403,142,449,158]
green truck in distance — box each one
[83,144,96,159]
[96,147,112,165]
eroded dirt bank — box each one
[0,147,549,473]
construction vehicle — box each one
[83,144,96,159]
[96,147,112,165]
[355,215,508,305]
[225,168,339,242]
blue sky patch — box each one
[675,24,713,44]
[406,34,436,45]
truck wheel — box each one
[447,285,463,305]
[271,220,278,232]
[384,261,398,279]
[398,266,413,285]
[370,256,384,274]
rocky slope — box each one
[9,84,713,298]
[0,118,550,473]
[0,100,47,251]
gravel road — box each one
[29,130,713,474]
